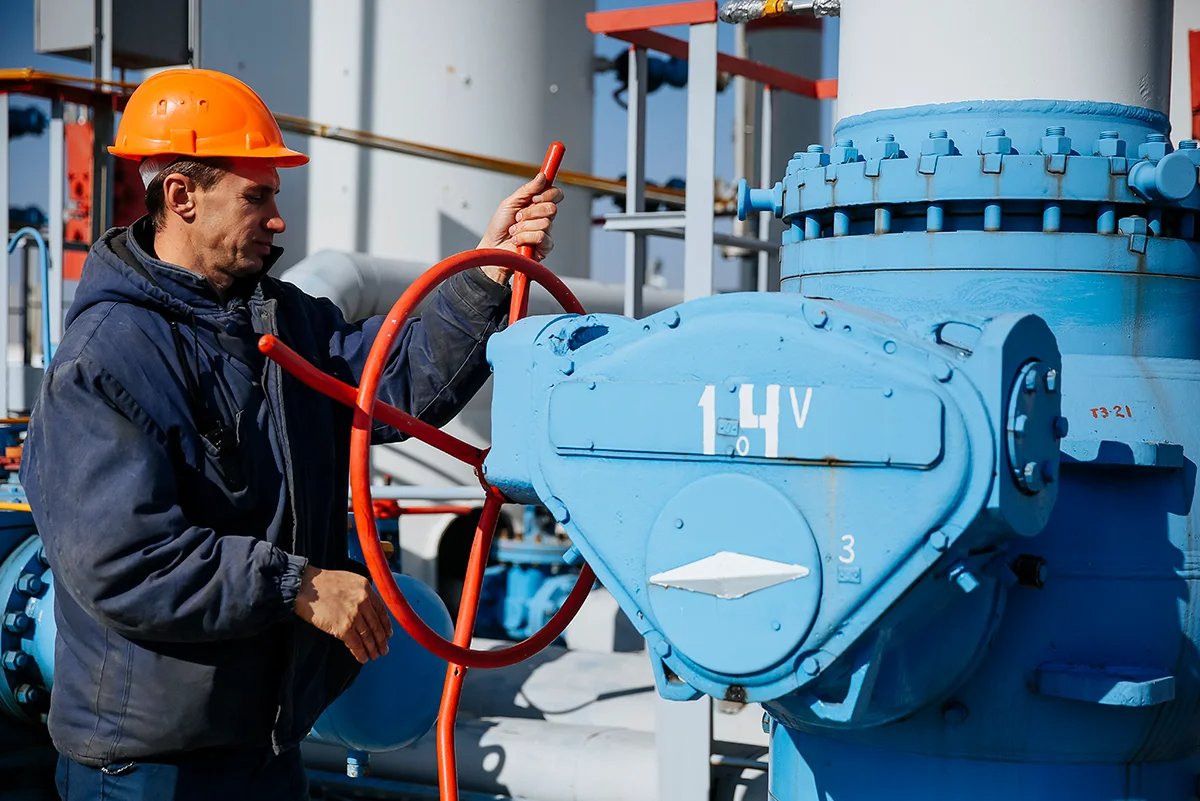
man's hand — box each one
[293,565,393,664]
[476,173,564,285]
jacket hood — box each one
[66,217,284,329]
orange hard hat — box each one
[109,68,308,167]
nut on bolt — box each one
[921,130,953,157]
[1094,130,1126,158]
[1010,554,1048,588]
[831,138,859,164]
[1117,216,1149,237]
[1020,461,1045,493]
[1138,133,1172,162]
[869,134,901,161]
[3,613,29,634]
[1040,126,1072,156]
[980,128,1012,155]
[799,144,831,170]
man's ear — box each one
[162,173,198,222]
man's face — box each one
[190,159,285,280]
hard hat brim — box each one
[108,144,309,167]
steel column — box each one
[757,84,779,293]
[91,0,115,241]
[683,21,717,301]
[624,47,648,319]
[655,695,712,801]
[189,0,203,67]
[0,93,9,414]
[47,99,63,355]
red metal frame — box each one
[587,1,837,99]
[586,0,716,32]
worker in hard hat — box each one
[20,68,562,800]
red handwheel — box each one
[260,144,590,801]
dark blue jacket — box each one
[21,219,508,766]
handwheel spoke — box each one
[259,334,484,468]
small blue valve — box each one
[736,178,784,221]
[1128,151,1197,202]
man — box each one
[20,68,562,800]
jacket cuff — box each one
[446,267,511,324]
[275,552,309,609]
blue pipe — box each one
[6,227,53,364]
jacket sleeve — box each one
[21,356,307,643]
[323,267,511,443]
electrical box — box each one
[34,0,190,70]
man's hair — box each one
[144,158,230,230]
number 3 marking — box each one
[839,534,856,565]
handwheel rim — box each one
[350,248,588,669]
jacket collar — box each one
[124,217,285,312]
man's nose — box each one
[266,215,286,234]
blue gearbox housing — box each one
[485,293,1062,720]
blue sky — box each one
[3,1,833,292]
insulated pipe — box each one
[280,252,683,322]
[836,0,1173,121]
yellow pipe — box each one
[0,502,32,512]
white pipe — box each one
[302,717,659,801]
[280,250,683,321]
[837,0,1174,121]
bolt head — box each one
[3,613,29,634]
[799,149,831,170]
[16,574,44,596]
[655,639,671,658]
[929,530,951,551]
[921,136,953,157]
[801,655,822,676]
[1118,215,1149,236]
[1095,136,1127,158]
[2,651,31,671]
[1021,461,1044,493]
[1044,368,1058,393]
[1011,414,1028,436]
[14,684,43,705]
[831,143,860,164]
[1138,139,1172,162]
[1023,368,1039,393]
[869,139,901,160]
[1040,135,1072,156]
[1053,416,1069,439]
[1011,554,1048,588]
[980,133,1012,155]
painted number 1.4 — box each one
[698,383,813,457]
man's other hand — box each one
[476,173,564,284]
[294,565,393,664]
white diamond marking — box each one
[649,551,811,599]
